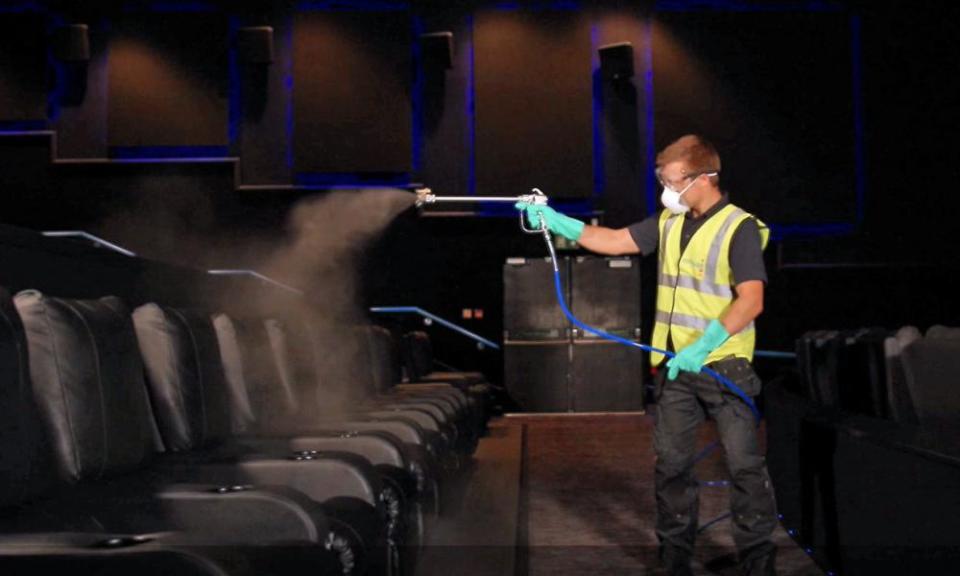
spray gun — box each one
[415,187,551,237]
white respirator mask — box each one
[659,172,718,215]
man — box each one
[517,134,778,575]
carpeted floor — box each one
[514,411,825,576]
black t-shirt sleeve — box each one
[626,216,660,255]
[729,217,768,284]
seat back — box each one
[883,326,921,424]
[301,319,380,408]
[902,337,960,423]
[132,304,233,451]
[214,313,312,431]
[401,331,434,382]
[262,318,306,417]
[835,328,890,418]
[926,325,960,340]
[14,291,156,483]
[210,313,263,434]
[0,287,55,508]
[796,330,838,406]
[367,326,402,392]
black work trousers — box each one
[654,357,778,562]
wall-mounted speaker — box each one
[420,31,453,69]
[238,26,274,64]
[599,42,633,80]
[53,23,90,62]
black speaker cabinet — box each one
[599,42,633,80]
[238,26,274,64]
[570,255,640,336]
[54,23,90,62]
[571,340,644,412]
[505,343,570,412]
[504,255,644,413]
[420,31,453,69]
[503,256,570,341]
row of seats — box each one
[0,287,491,575]
[795,325,960,427]
[767,326,960,574]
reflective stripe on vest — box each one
[650,203,769,366]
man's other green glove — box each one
[666,319,730,380]
[514,202,585,241]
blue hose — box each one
[549,259,761,423]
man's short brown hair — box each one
[656,134,721,184]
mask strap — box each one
[679,171,719,195]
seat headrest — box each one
[14,291,156,483]
[0,286,56,507]
[133,303,233,452]
[211,313,258,434]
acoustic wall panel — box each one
[474,10,593,198]
[108,14,228,147]
[0,14,47,121]
[293,11,412,174]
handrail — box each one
[206,269,304,295]
[369,306,501,350]
[41,230,137,257]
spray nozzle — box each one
[414,188,435,208]
[516,188,549,206]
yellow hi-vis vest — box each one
[650,203,770,367]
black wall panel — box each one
[293,10,412,174]
[108,13,228,147]
[474,10,593,198]
[653,12,855,226]
[0,14,47,121]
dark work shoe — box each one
[658,545,694,576]
[741,544,777,576]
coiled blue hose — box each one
[542,233,761,423]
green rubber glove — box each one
[666,319,730,380]
[514,202,585,241]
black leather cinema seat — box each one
[400,330,489,389]
[269,319,467,461]
[901,335,960,432]
[367,326,488,447]
[9,290,380,575]
[132,303,423,560]
[213,313,447,483]
[0,288,348,575]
